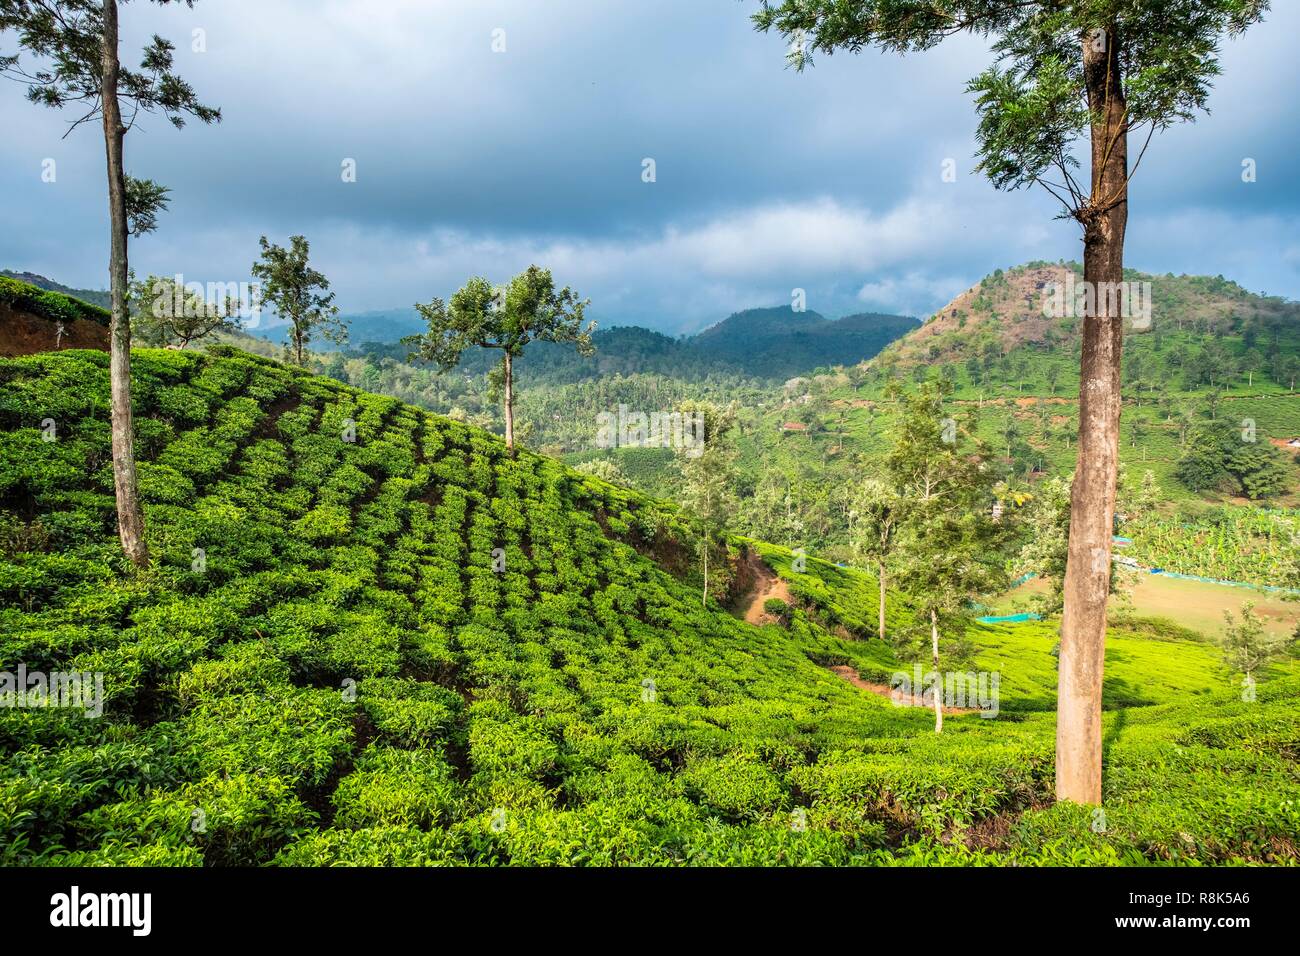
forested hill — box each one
[339,305,918,383]
[689,307,919,378]
[869,261,1300,387]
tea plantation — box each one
[1,348,1296,865]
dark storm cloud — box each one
[1,0,1295,331]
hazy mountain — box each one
[692,306,919,378]
[330,304,918,381]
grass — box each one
[995,573,1300,641]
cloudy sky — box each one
[2,0,1297,334]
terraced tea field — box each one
[1,349,1297,866]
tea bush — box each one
[1,348,1295,866]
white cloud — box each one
[856,272,973,316]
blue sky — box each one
[2,0,1297,335]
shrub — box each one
[179,690,353,788]
[272,826,463,866]
[679,753,786,823]
[332,746,459,828]
[73,772,314,866]
[0,277,110,326]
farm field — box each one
[2,349,1297,867]
[993,574,1300,641]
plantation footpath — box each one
[1,348,1296,865]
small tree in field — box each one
[1221,603,1290,685]
[404,265,593,452]
[850,477,901,641]
[676,400,737,607]
[130,274,239,348]
[251,235,345,366]
[751,0,1268,803]
[886,382,1011,733]
[1017,474,1073,616]
[1019,469,1134,617]
[2,0,220,569]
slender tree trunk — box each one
[878,558,887,640]
[1057,26,1129,805]
[102,0,148,569]
[931,607,942,734]
[293,324,304,366]
[503,352,515,451]
[702,535,708,607]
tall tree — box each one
[752,0,1268,803]
[251,235,345,367]
[1,0,220,569]
[885,382,1010,733]
[404,265,593,452]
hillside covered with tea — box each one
[1,347,1296,866]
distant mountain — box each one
[0,270,111,310]
[335,304,918,381]
[693,306,919,379]
[10,267,917,380]
[332,308,428,345]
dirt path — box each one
[827,665,977,715]
[733,551,794,625]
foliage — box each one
[1221,603,1293,680]
[0,348,1295,867]
[250,235,345,366]
[123,176,170,238]
[754,1,1267,224]
[0,276,109,327]
[1177,419,1290,499]
[405,267,593,373]
[0,0,221,130]
[403,265,593,449]
[130,274,240,349]
[885,382,1013,673]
